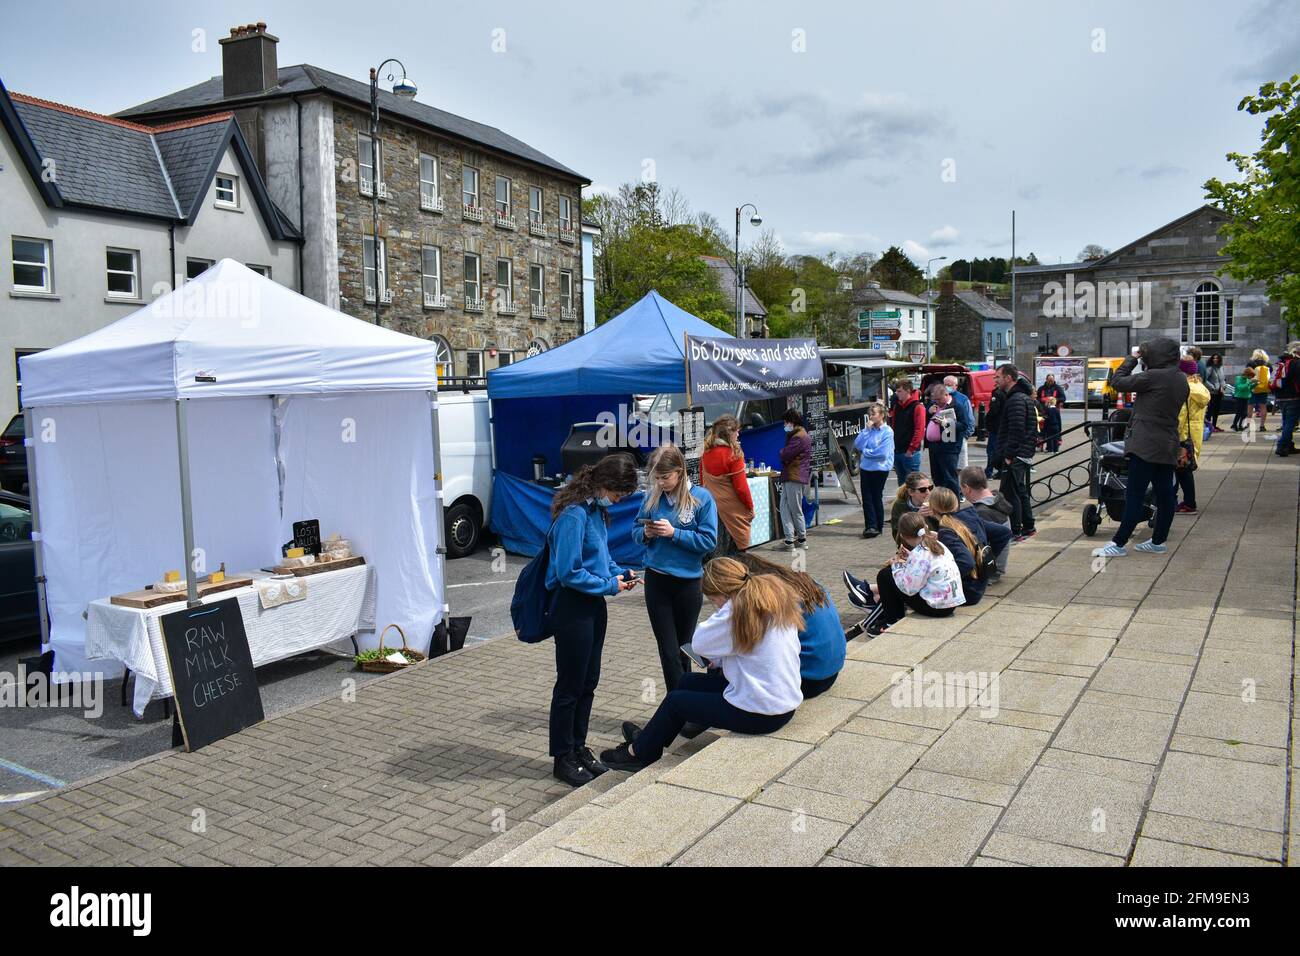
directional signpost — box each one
[858,309,903,348]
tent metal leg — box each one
[428,390,448,635]
[175,398,200,607]
[22,408,52,650]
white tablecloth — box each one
[85,563,377,716]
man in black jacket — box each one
[984,387,1005,479]
[995,364,1037,540]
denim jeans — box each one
[929,447,961,497]
[1277,400,1299,453]
[895,451,921,489]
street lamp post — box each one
[926,255,947,361]
[734,204,762,338]
[369,59,418,325]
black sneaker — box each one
[600,741,643,772]
[621,720,642,745]
[864,528,881,538]
[574,746,607,778]
[842,570,874,609]
[553,752,594,787]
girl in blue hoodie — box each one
[546,453,641,788]
[853,402,894,539]
[633,444,718,695]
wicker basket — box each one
[356,623,426,673]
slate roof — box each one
[1,82,300,239]
[953,289,1013,321]
[701,255,767,317]
[118,63,587,183]
[850,286,930,307]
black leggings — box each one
[875,565,954,626]
[643,569,704,693]
[549,588,607,757]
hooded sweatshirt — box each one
[1110,337,1190,466]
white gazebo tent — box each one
[20,259,446,676]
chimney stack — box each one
[973,283,989,297]
[219,23,279,98]
[940,280,955,297]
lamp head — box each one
[392,77,418,98]
[750,215,762,227]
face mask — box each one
[946,386,956,394]
[784,424,794,433]
[594,496,612,508]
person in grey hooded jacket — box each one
[1092,337,1189,557]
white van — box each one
[438,391,492,558]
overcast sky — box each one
[2,0,1295,268]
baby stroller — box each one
[1081,413,1154,536]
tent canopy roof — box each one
[20,259,438,407]
[487,291,732,399]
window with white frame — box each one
[106,248,139,298]
[358,133,383,195]
[12,237,51,292]
[559,195,572,231]
[185,258,213,282]
[1180,300,1190,343]
[464,252,481,300]
[432,335,453,382]
[997,332,1004,350]
[560,269,573,310]
[496,258,513,306]
[419,154,439,208]
[987,332,993,352]
[495,176,511,216]
[421,245,442,302]
[1193,281,1222,343]
[215,174,239,208]
[246,263,271,278]
[530,264,544,310]
[465,350,484,379]
[1224,297,1234,343]
[496,352,513,367]
[462,166,479,207]
[363,236,387,301]
[529,186,543,225]
[909,309,916,333]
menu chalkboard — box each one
[159,598,264,752]
[677,405,706,484]
[791,392,831,469]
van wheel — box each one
[445,502,481,559]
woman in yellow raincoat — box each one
[1175,357,1210,515]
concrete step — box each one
[454,735,716,867]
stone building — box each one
[1010,205,1287,371]
[934,282,1014,363]
[118,23,589,380]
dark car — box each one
[1,414,27,493]
[0,489,39,641]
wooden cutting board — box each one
[111,576,254,609]
[270,555,366,577]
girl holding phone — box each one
[854,513,965,636]
[633,445,718,694]
[600,557,803,770]
[546,453,641,787]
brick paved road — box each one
[0,425,1291,865]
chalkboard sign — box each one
[790,392,831,469]
[159,598,264,752]
[293,519,321,556]
[677,405,706,484]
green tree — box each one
[1205,74,1300,333]
[871,246,926,293]
[583,182,732,331]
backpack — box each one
[974,544,995,580]
[511,518,560,643]
[1271,356,1298,398]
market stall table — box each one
[85,562,377,716]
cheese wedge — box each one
[164,570,181,583]
[209,570,225,584]
[287,547,305,558]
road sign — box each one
[857,309,902,328]
[869,318,901,330]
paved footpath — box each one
[1,431,1295,865]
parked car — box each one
[0,489,39,641]
[438,390,493,559]
[1,414,27,493]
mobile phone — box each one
[681,643,708,669]
[634,517,652,525]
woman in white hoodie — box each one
[857,512,965,636]
[600,557,803,769]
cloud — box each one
[1017,184,1043,201]
[929,225,960,246]
[901,239,931,261]
[1138,162,1188,179]
[584,182,617,197]
[720,90,949,175]
[617,71,679,97]
[786,230,883,254]
[1234,0,1300,81]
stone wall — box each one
[935,293,983,362]
[333,106,584,374]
